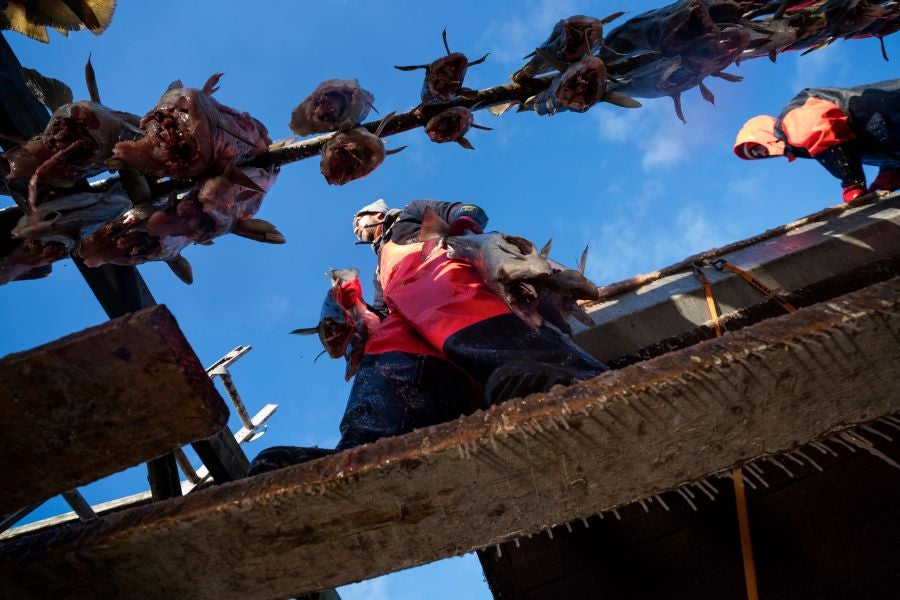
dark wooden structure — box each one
[0,306,230,516]
[0,276,897,599]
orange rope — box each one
[714,260,797,313]
[732,469,760,600]
[693,265,722,337]
[692,262,760,600]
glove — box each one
[334,278,364,310]
[842,183,866,203]
[869,168,900,193]
[449,215,483,236]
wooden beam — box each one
[1,278,898,599]
[0,305,229,515]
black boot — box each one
[484,360,593,405]
[248,446,338,476]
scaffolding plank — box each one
[574,193,900,362]
[1,278,898,599]
[0,305,229,515]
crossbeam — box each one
[0,305,230,515]
[1,277,897,599]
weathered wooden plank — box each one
[0,305,230,515]
[1,278,897,600]
[574,192,900,363]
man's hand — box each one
[842,183,866,203]
[449,215,483,236]
[335,278,364,310]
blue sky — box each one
[2,1,897,598]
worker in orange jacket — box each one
[734,79,900,202]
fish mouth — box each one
[429,54,468,99]
[557,64,606,110]
[45,106,101,163]
[425,108,472,142]
[313,92,349,123]
[144,108,197,170]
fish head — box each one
[320,128,386,186]
[425,107,474,143]
[559,16,605,61]
[425,53,470,100]
[554,55,608,112]
[290,79,375,136]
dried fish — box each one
[425,107,492,149]
[289,79,374,136]
[513,13,623,82]
[113,74,270,179]
[292,269,381,380]
[420,210,600,331]
[395,29,487,103]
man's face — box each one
[353,212,385,242]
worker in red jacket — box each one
[248,199,608,474]
[336,198,608,448]
[733,79,900,202]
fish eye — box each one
[42,211,61,222]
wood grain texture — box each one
[0,305,229,515]
[1,279,898,600]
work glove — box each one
[869,168,900,193]
[842,183,866,203]
[334,277,364,310]
[449,215,483,236]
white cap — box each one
[354,199,389,217]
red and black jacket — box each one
[774,78,900,186]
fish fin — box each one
[601,11,625,25]
[166,80,184,91]
[166,255,193,285]
[202,73,224,94]
[118,166,152,204]
[769,49,778,63]
[539,239,552,258]
[800,38,834,56]
[456,137,475,150]
[419,206,450,243]
[61,0,115,32]
[442,27,451,54]
[467,53,489,67]
[711,71,743,83]
[578,245,589,274]
[20,67,73,111]
[385,145,407,156]
[223,165,265,192]
[394,64,427,71]
[291,326,320,336]
[3,6,51,42]
[671,93,686,124]
[534,47,569,72]
[488,101,519,116]
[84,54,101,104]
[603,91,641,108]
[232,218,286,244]
[313,349,327,363]
[374,111,397,137]
[698,80,715,105]
[471,123,493,131]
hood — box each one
[733,115,790,160]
